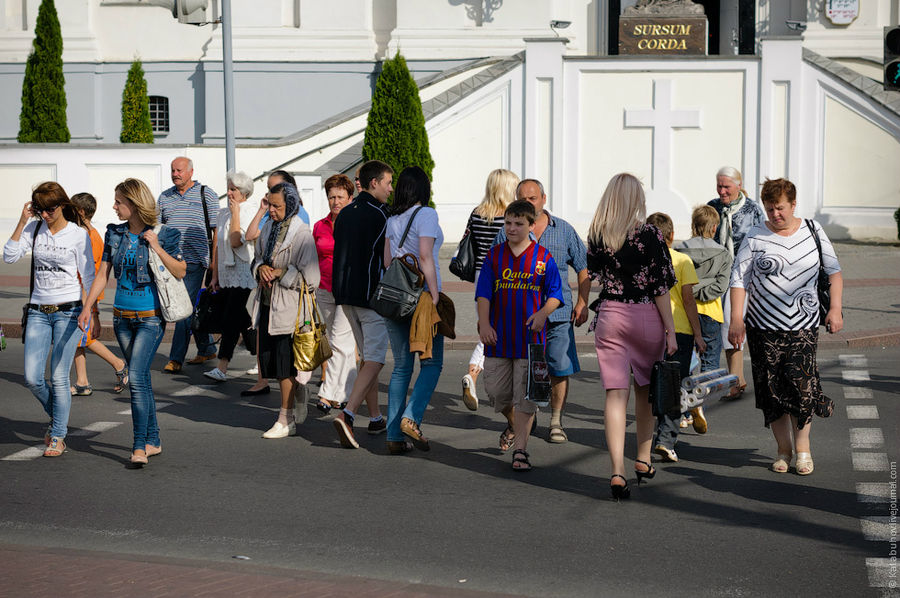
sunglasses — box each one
[35,204,60,215]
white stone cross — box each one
[624,79,701,191]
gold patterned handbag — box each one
[292,281,332,372]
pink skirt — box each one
[594,300,665,389]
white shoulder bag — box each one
[147,225,194,322]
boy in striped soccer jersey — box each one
[475,200,563,471]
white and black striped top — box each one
[468,211,505,273]
[730,220,840,331]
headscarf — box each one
[717,190,746,256]
[262,182,300,266]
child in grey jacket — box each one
[677,206,733,374]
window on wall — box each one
[149,96,169,134]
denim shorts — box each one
[545,321,580,377]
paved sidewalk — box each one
[2,242,898,349]
[0,544,519,598]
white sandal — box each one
[772,452,791,473]
[795,452,814,475]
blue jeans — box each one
[23,307,82,439]
[384,318,444,443]
[698,314,723,373]
[114,314,166,451]
[168,262,216,364]
[654,332,695,450]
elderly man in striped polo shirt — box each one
[158,156,219,373]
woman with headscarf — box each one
[708,166,765,399]
[251,182,320,438]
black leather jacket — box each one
[331,192,389,307]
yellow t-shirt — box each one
[668,247,699,335]
[695,295,724,323]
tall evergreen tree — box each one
[362,51,435,193]
[120,59,154,143]
[18,0,69,143]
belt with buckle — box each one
[27,301,82,314]
[113,307,162,319]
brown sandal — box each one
[499,426,515,452]
[113,366,129,394]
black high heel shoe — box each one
[634,459,656,485]
[610,474,631,501]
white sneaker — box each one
[262,419,296,439]
[203,368,227,382]
[461,374,478,411]
[246,365,259,375]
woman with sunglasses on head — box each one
[78,178,185,466]
[4,182,95,457]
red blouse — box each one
[313,214,336,292]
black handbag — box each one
[21,221,42,343]
[649,360,682,418]
[370,207,425,322]
[241,327,257,356]
[805,219,837,327]
[191,287,227,335]
[449,225,476,283]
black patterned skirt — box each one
[745,326,833,429]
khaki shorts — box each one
[340,304,388,364]
[483,357,537,415]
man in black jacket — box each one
[331,160,393,449]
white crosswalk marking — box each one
[847,405,879,419]
[117,402,171,416]
[860,517,895,541]
[866,558,900,589]
[68,422,121,436]
[1,446,46,461]
[852,452,890,471]
[850,428,885,449]
[856,483,894,504]
[844,386,874,399]
[843,370,871,382]
[839,354,868,367]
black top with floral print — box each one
[586,223,676,305]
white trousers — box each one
[316,288,358,403]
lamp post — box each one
[221,0,235,171]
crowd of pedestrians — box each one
[4,158,844,497]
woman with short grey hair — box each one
[204,170,258,381]
[707,166,765,399]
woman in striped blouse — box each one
[728,178,843,476]
[460,169,519,410]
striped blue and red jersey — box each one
[475,240,564,359]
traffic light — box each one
[172,0,207,25]
[885,26,900,92]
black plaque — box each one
[619,16,707,55]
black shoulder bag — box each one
[200,184,214,286]
[370,207,425,322]
[449,213,477,283]
[21,221,42,343]
[805,219,835,327]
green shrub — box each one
[18,0,69,143]
[362,51,435,201]
[120,59,154,143]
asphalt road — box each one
[1,342,898,597]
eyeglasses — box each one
[36,205,59,215]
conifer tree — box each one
[120,59,154,143]
[362,51,435,194]
[18,0,69,143]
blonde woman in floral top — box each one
[586,173,676,500]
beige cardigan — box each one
[250,217,320,335]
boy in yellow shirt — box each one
[646,213,707,463]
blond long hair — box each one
[115,178,158,227]
[587,173,646,252]
[474,169,519,220]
